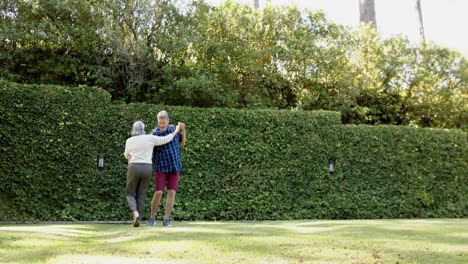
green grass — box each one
[0,219,466,264]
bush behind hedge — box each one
[0,82,466,220]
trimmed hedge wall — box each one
[1,82,466,221]
[332,125,467,218]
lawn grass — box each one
[0,219,466,264]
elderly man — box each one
[147,111,186,227]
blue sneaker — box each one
[163,219,172,227]
[147,217,156,227]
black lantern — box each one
[98,154,104,169]
[329,159,335,174]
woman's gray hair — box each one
[157,110,169,119]
[131,121,146,136]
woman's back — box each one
[125,134,174,164]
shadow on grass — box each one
[0,220,467,264]
[295,220,468,246]
[0,225,103,263]
[0,223,322,263]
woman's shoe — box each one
[133,216,140,227]
[133,211,140,227]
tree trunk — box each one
[254,0,259,9]
[414,0,426,42]
[359,0,377,27]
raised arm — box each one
[179,123,186,147]
[152,124,181,146]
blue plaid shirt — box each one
[152,125,182,173]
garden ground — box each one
[0,219,466,264]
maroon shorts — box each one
[154,171,180,191]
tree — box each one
[96,0,172,102]
[253,0,259,9]
[0,0,105,85]
[359,0,377,26]
[1,0,466,129]
[414,0,425,42]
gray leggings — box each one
[126,163,152,220]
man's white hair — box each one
[157,110,169,119]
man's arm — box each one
[179,123,186,147]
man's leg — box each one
[150,191,164,219]
[148,171,166,226]
[164,190,176,221]
[163,172,180,225]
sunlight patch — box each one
[293,226,333,233]
[252,224,332,233]
[0,225,94,237]
[50,255,188,264]
[159,227,232,234]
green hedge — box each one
[0,82,466,221]
[331,125,467,218]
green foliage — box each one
[0,81,112,220]
[1,1,466,129]
[0,82,466,221]
[332,125,467,218]
[0,0,105,85]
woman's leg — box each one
[125,164,139,213]
[136,164,152,220]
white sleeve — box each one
[124,139,130,159]
[152,134,175,146]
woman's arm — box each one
[124,140,130,159]
[152,124,181,146]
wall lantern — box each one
[329,159,335,175]
[98,154,104,169]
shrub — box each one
[0,82,466,220]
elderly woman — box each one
[124,120,181,227]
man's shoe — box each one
[147,217,156,227]
[163,219,172,227]
[133,216,140,227]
